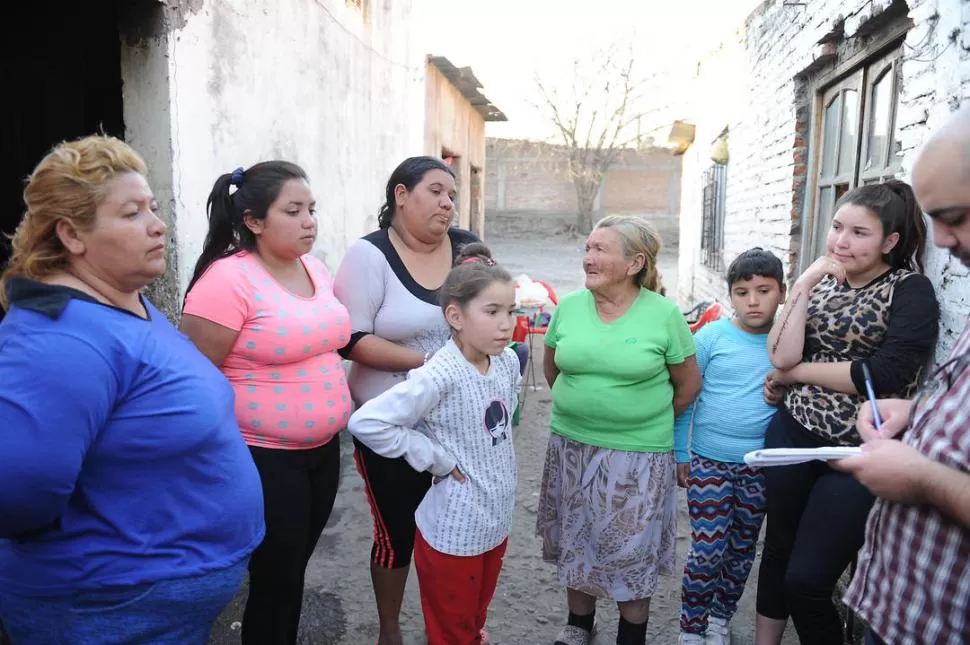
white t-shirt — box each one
[348,340,521,556]
[332,227,479,405]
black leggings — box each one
[756,406,874,645]
[242,437,341,645]
[353,437,432,569]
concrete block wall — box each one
[678,0,970,362]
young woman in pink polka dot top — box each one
[180,161,350,645]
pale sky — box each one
[413,0,762,141]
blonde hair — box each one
[593,214,664,293]
[0,135,147,307]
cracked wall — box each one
[164,0,425,293]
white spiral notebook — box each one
[743,447,863,467]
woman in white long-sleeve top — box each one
[349,242,520,645]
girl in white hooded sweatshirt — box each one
[348,242,521,645]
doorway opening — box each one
[0,1,168,271]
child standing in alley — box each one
[674,248,787,645]
[348,242,521,645]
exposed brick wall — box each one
[677,0,970,363]
[484,139,683,245]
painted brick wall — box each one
[678,0,970,363]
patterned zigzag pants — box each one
[680,455,767,635]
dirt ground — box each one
[207,232,802,645]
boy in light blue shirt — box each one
[674,248,786,645]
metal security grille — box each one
[701,163,727,271]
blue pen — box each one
[861,363,883,432]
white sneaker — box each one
[679,634,706,645]
[705,616,731,645]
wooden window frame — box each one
[798,22,910,273]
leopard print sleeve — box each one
[783,269,929,446]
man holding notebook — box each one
[836,106,970,645]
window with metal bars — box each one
[700,162,727,271]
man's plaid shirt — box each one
[844,316,970,644]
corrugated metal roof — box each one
[427,55,508,122]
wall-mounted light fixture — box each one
[710,127,729,164]
[666,121,696,156]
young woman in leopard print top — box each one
[754,181,939,645]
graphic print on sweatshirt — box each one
[347,340,522,556]
[484,400,511,446]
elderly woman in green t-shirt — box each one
[537,214,701,645]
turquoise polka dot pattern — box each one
[181,251,353,451]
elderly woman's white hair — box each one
[593,214,664,294]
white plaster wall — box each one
[167,0,426,289]
[677,0,970,363]
[676,31,749,306]
[121,23,182,319]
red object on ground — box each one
[512,316,529,343]
[533,279,559,305]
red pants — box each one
[414,529,508,645]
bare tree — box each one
[535,49,662,234]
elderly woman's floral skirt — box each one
[536,433,678,602]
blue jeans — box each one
[0,559,247,645]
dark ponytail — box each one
[836,179,927,273]
[186,160,308,294]
[378,156,455,229]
